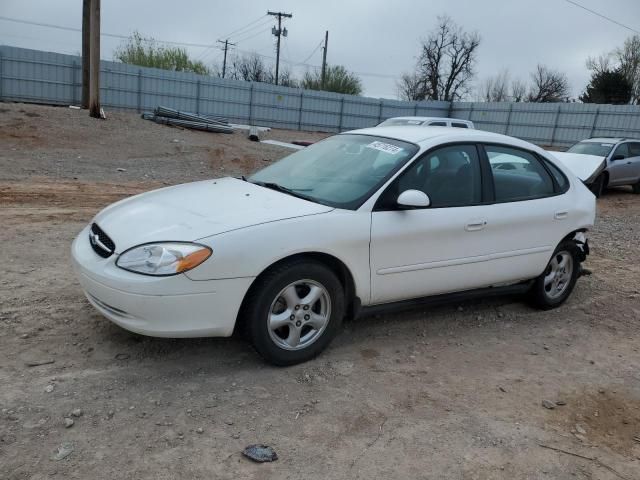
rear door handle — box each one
[554,211,569,220]
[465,219,487,231]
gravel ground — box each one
[1,103,639,480]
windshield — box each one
[566,142,614,157]
[249,134,419,210]
[377,118,426,126]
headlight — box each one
[116,242,212,276]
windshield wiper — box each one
[252,181,314,201]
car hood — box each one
[93,177,334,252]
[549,152,606,183]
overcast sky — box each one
[1,0,639,99]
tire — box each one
[243,259,345,366]
[589,173,605,198]
[529,241,581,310]
[632,180,640,194]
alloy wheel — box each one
[267,279,332,351]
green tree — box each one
[580,69,632,104]
[301,65,363,95]
[115,32,210,75]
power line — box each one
[195,18,273,61]
[233,25,272,44]
[219,14,268,40]
[0,14,399,80]
[0,15,213,48]
[564,0,640,34]
[299,39,324,65]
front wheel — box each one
[529,241,580,310]
[632,179,640,194]
[243,260,345,366]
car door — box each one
[369,144,495,304]
[480,144,572,282]
[627,142,640,183]
[607,143,634,186]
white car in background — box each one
[377,116,475,129]
[72,127,595,365]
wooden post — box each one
[81,0,90,108]
[550,104,561,147]
[137,69,142,113]
[590,107,600,138]
[505,103,513,136]
[89,0,101,118]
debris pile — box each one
[142,106,233,134]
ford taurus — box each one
[72,126,595,365]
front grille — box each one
[89,223,116,258]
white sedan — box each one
[72,126,595,365]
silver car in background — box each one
[377,116,475,129]
[564,138,640,197]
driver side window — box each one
[386,144,482,208]
[613,143,629,159]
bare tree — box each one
[616,35,640,104]
[586,54,613,75]
[527,64,570,102]
[510,78,527,102]
[398,16,480,101]
[478,70,510,102]
[397,72,426,101]
[225,52,297,87]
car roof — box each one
[346,126,522,147]
[582,137,625,143]
[384,116,472,123]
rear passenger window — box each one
[428,121,447,126]
[543,160,569,193]
[486,146,555,202]
[451,122,468,128]
[629,142,640,157]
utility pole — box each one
[321,30,329,90]
[267,10,292,86]
[217,39,235,78]
[81,0,90,108]
[88,0,101,118]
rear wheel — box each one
[243,260,345,366]
[529,241,580,310]
[632,179,640,194]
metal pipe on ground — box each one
[152,115,234,134]
[154,106,229,126]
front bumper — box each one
[71,225,254,338]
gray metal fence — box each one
[2,45,640,147]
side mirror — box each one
[397,190,430,208]
[611,154,625,161]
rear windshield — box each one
[566,142,614,157]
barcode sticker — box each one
[366,141,403,155]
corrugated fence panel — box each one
[2,46,640,146]
[381,99,416,120]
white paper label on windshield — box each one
[366,141,403,155]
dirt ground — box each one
[1,103,639,480]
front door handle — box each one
[554,211,569,220]
[465,220,487,231]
